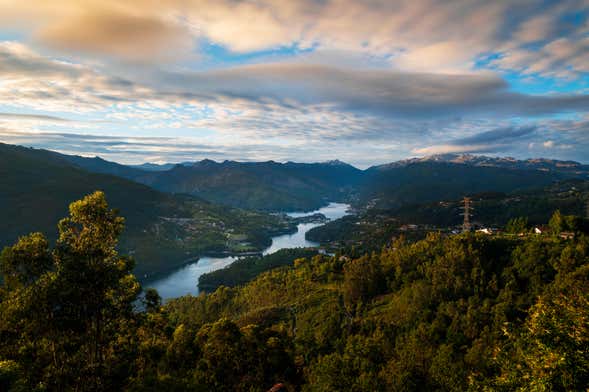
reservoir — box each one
[144,202,350,299]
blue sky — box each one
[0,0,588,167]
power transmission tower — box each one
[460,197,473,232]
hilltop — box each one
[0,143,295,277]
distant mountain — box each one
[52,152,148,179]
[130,162,178,171]
[10,144,588,212]
[34,153,360,211]
[139,159,364,211]
[374,153,589,177]
[39,151,363,211]
[360,160,571,209]
[0,143,294,277]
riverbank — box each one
[143,202,351,299]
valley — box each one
[144,202,350,299]
[2,142,588,392]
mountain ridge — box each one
[370,153,589,175]
[0,143,295,277]
[4,143,589,212]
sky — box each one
[0,0,588,168]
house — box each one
[534,225,549,234]
[477,228,493,235]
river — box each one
[144,202,350,299]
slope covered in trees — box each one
[359,161,568,209]
[1,192,587,391]
[0,144,295,277]
[306,179,589,251]
[53,149,363,211]
[27,143,589,213]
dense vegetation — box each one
[307,179,589,251]
[198,248,319,292]
[59,152,363,211]
[359,161,569,209]
[0,144,296,277]
[43,144,589,212]
[1,192,588,391]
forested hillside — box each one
[1,192,587,391]
[33,143,589,213]
[307,179,589,251]
[55,150,363,211]
[0,144,295,277]
[359,161,568,208]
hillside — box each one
[0,143,295,277]
[42,146,589,212]
[161,231,589,391]
[5,206,587,390]
[2,165,588,391]
[307,179,589,252]
[359,161,570,208]
[49,151,363,211]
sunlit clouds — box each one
[0,0,588,166]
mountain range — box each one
[0,143,295,277]
[376,153,589,174]
[54,150,589,211]
[2,142,589,277]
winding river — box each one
[144,202,350,299]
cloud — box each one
[3,42,588,136]
[148,64,589,120]
[37,6,193,62]
[0,0,587,76]
[413,121,589,162]
[0,112,71,122]
[493,36,589,78]
[412,144,500,155]
[413,126,539,155]
[0,40,588,165]
[0,128,401,167]
[452,126,538,145]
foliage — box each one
[1,191,588,391]
[198,248,319,292]
[0,191,140,391]
[506,216,529,234]
[0,143,297,278]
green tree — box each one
[506,217,529,234]
[143,288,162,313]
[0,191,140,391]
[343,254,384,309]
[0,232,52,290]
[491,266,589,391]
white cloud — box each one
[0,0,587,76]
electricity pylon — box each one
[460,197,473,232]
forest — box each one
[1,191,588,391]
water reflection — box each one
[144,202,349,299]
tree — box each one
[549,210,563,234]
[0,232,52,290]
[144,288,162,313]
[506,217,528,234]
[343,254,384,309]
[491,266,589,390]
[0,191,140,391]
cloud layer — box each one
[0,1,587,165]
